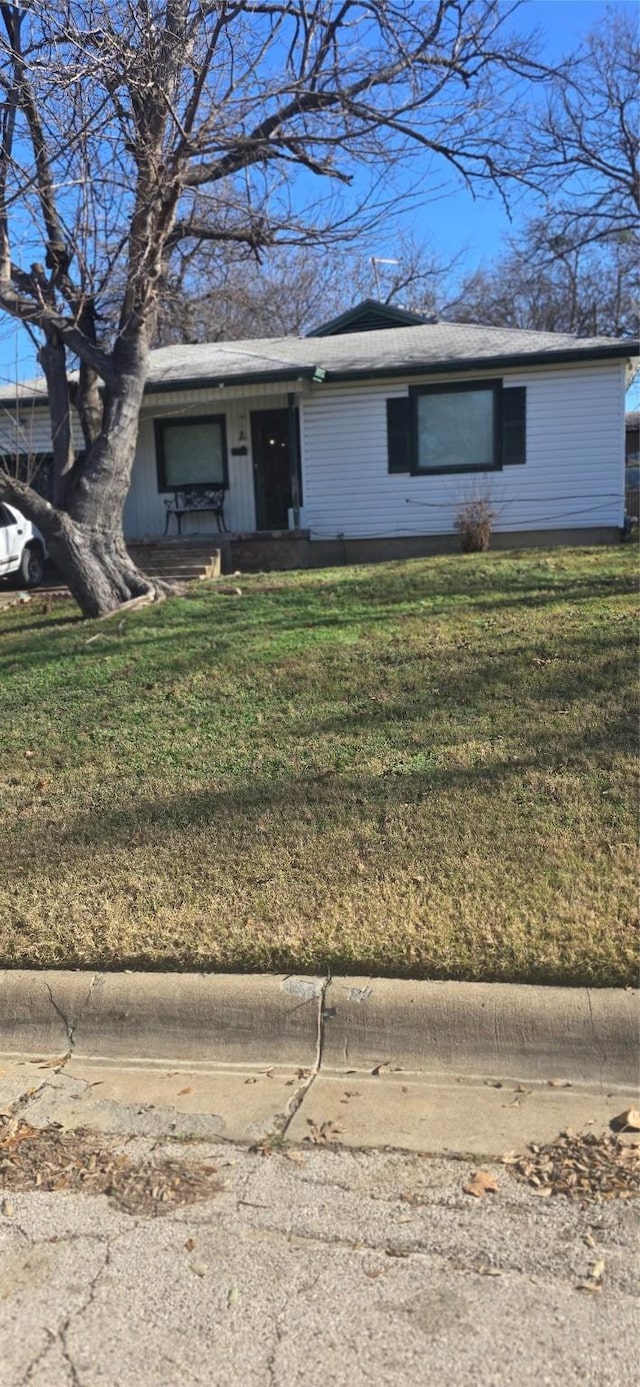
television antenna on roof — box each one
[371,257,399,298]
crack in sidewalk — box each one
[44,974,102,1066]
[272,973,331,1142]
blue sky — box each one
[378,0,637,273]
[0,0,636,389]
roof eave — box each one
[323,341,637,385]
[143,364,318,395]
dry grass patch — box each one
[0,546,637,983]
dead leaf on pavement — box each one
[464,1170,499,1198]
[508,1130,640,1201]
[177,1086,193,1096]
[0,1117,222,1215]
[304,1119,342,1145]
[610,1108,640,1132]
[502,1085,532,1109]
[184,1237,196,1252]
[283,1149,306,1165]
[576,1257,606,1293]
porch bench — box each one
[163,487,227,535]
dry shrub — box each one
[454,497,497,553]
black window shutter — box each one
[386,397,410,473]
[503,387,526,466]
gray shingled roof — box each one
[0,320,635,405]
[145,321,635,391]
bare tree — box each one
[0,0,549,617]
[528,7,639,251]
[449,218,639,337]
[155,235,447,344]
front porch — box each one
[127,529,311,582]
[124,383,305,544]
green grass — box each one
[0,545,637,984]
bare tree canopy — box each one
[449,218,639,338]
[0,1,553,615]
[155,235,448,344]
[528,7,639,250]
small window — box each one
[0,503,17,526]
[411,381,501,475]
[155,416,228,492]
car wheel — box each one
[19,542,45,588]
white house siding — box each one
[124,384,294,539]
[0,403,83,456]
[298,361,627,540]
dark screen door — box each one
[250,409,292,530]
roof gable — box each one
[307,298,431,337]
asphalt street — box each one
[1,1135,637,1387]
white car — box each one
[0,502,47,587]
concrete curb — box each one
[0,971,637,1087]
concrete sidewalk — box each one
[0,969,637,1155]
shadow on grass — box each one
[1,561,636,681]
[7,703,636,881]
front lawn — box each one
[0,546,637,984]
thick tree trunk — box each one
[46,517,161,619]
[0,335,173,617]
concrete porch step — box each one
[128,541,222,583]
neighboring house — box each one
[0,301,636,568]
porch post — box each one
[287,391,301,529]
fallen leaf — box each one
[304,1120,342,1146]
[191,1261,208,1278]
[502,1088,532,1109]
[184,1237,196,1252]
[610,1108,640,1132]
[464,1170,499,1199]
[177,1087,193,1096]
[24,750,36,760]
[590,1257,606,1282]
[244,1077,258,1085]
[283,1149,306,1165]
[227,1284,240,1307]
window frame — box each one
[154,414,229,493]
[409,379,503,477]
